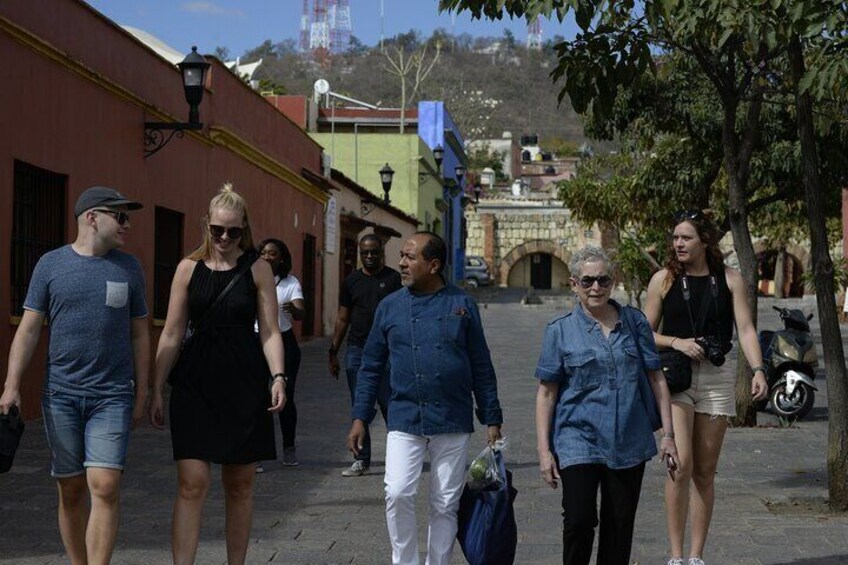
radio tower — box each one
[527,18,542,50]
[310,0,331,65]
[299,0,311,52]
[328,0,352,54]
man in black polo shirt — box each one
[329,234,402,477]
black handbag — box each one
[168,255,257,385]
[0,406,25,473]
[659,349,693,393]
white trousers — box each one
[384,430,472,565]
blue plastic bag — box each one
[456,449,518,565]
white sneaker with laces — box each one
[688,559,705,565]
[667,559,684,565]
[342,460,368,477]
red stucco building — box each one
[0,1,331,417]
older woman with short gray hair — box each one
[535,245,677,565]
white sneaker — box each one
[342,460,368,477]
[667,559,684,565]
[255,462,265,474]
[688,559,705,565]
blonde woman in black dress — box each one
[150,183,286,565]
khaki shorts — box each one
[670,360,736,418]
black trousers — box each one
[278,329,301,449]
[560,462,646,565]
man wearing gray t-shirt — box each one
[0,186,149,564]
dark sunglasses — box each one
[92,209,130,226]
[574,275,614,289]
[360,249,382,256]
[674,209,704,223]
[209,225,244,239]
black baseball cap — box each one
[74,186,143,217]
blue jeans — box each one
[345,344,390,466]
[41,389,133,478]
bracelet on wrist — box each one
[663,432,675,439]
[271,373,288,385]
[751,364,768,375]
[670,338,678,349]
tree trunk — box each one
[774,248,786,299]
[789,35,848,511]
[722,100,760,426]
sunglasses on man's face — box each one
[92,209,130,226]
[674,209,704,223]
[573,275,614,289]
[360,249,382,257]
[209,225,244,240]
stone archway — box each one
[499,240,571,287]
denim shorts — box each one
[41,389,133,478]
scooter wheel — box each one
[770,382,815,421]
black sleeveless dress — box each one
[170,252,276,463]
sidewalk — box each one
[1,296,846,564]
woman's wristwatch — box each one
[751,365,768,376]
[272,373,288,386]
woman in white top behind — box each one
[259,238,305,467]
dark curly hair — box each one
[663,209,725,288]
[258,238,293,279]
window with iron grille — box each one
[11,161,67,316]
[154,207,184,319]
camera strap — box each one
[680,273,719,339]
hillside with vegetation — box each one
[220,30,588,150]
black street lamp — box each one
[433,145,444,170]
[473,183,482,203]
[379,163,395,203]
[144,46,211,158]
[454,164,466,184]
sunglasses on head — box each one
[674,209,704,223]
[574,275,613,289]
[92,209,130,226]
[209,225,244,240]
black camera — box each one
[695,336,732,367]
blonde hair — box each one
[187,182,255,261]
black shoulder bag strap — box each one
[190,254,258,335]
[680,273,719,339]
[621,306,662,431]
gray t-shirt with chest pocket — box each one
[24,245,147,397]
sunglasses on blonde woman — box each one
[209,225,244,239]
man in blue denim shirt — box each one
[535,246,675,565]
[347,232,503,565]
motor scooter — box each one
[756,306,818,420]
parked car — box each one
[465,255,492,288]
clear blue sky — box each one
[85,0,578,58]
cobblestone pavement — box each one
[1,295,846,564]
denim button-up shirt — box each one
[352,284,503,436]
[535,301,661,469]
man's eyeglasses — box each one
[573,275,613,289]
[360,249,382,256]
[209,225,244,240]
[92,209,130,226]
[674,209,704,223]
